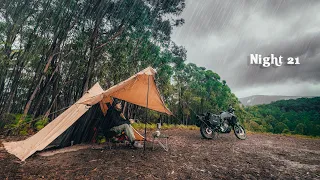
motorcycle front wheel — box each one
[200,123,215,139]
[233,124,246,140]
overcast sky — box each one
[171,0,320,98]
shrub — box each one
[0,114,16,134]
[294,123,305,135]
[19,130,28,136]
[34,117,49,131]
[274,122,289,134]
[2,114,48,136]
[282,129,291,134]
[96,135,106,144]
[245,120,264,132]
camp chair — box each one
[91,126,127,150]
[152,123,169,151]
[95,125,144,149]
[103,129,129,149]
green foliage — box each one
[0,114,16,132]
[274,122,289,134]
[169,62,240,124]
[131,123,146,130]
[0,0,186,117]
[282,129,291,134]
[19,130,28,136]
[245,97,320,136]
[0,0,251,140]
[246,121,264,132]
[3,114,32,135]
[294,123,305,134]
[2,114,49,135]
[34,117,49,131]
[0,0,243,136]
[96,135,106,144]
[132,123,159,130]
[161,123,172,130]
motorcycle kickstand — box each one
[215,131,220,139]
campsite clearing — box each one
[1,130,320,179]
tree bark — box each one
[32,64,59,117]
[82,18,101,94]
[5,52,29,113]
[95,25,125,50]
[22,45,60,117]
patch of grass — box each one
[175,124,199,130]
[131,123,145,130]
[161,123,173,130]
[186,125,199,130]
[131,123,199,131]
[132,123,155,130]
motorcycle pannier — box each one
[209,114,221,126]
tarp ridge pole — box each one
[144,75,150,151]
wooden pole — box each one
[144,75,150,151]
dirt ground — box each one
[0,130,320,180]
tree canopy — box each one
[0,0,241,131]
[245,97,320,136]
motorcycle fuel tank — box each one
[220,111,232,120]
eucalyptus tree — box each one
[0,0,187,119]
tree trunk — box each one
[82,18,101,94]
[0,68,8,113]
[44,91,60,119]
[22,3,77,117]
[23,46,60,117]
[5,54,27,113]
[32,65,59,117]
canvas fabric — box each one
[3,67,170,161]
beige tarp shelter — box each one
[3,67,172,161]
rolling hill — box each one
[239,95,306,106]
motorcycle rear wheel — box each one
[233,124,246,140]
[200,123,215,139]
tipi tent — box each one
[3,67,172,161]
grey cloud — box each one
[172,0,320,97]
[260,0,319,17]
[175,0,320,39]
[174,1,245,39]
[231,31,320,88]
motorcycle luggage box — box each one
[209,114,221,126]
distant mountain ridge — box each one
[239,95,313,106]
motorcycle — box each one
[195,106,246,140]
